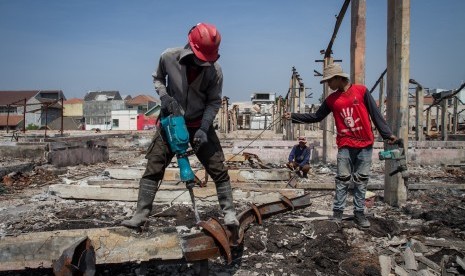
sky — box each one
[1,0,464,104]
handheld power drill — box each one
[378,138,409,180]
[160,114,201,223]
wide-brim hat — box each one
[320,63,350,84]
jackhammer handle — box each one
[393,138,404,148]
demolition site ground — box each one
[1,148,465,276]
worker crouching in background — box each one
[286,136,311,178]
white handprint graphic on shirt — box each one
[340,107,360,128]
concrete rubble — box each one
[1,131,465,275]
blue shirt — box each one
[288,145,311,167]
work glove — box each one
[160,95,183,116]
[193,129,208,147]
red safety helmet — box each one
[188,23,221,62]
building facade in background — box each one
[83,91,125,130]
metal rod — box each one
[324,0,351,58]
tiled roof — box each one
[64,98,83,104]
[126,95,158,105]
[0,115,23,126]
[0,91,38,105]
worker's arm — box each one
[364,90,394,140]
[152,53,168,98]
[200,65,223,131]
[298,147,311,168]
[288,146,297,163]
[290,101,331,124]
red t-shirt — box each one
[325,84,374,148]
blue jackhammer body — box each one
[160,115,195,183]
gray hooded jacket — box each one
[152,46,223,129]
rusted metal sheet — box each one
[52,237,96,276]
[0,227,183,272]
[183,193,312,263]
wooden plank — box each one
[0,226,182,271]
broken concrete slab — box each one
[48,184,304,204]
[378,255,392,276]
[416,255,441,273]
[0,226,182,272]
[0,162,35,178]
[0,142,47,159]
[104,167,292,183]
[403,247,418,270]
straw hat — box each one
[298,136,307,143]
[320,63,350,84]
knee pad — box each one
[353,173,369,183]
[336,175,351,182]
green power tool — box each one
[160,114,201,223]
[378,138,408,179]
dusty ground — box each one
[1,149,465,276]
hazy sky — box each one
[1,0,464,103]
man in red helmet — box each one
[122,23,239,229]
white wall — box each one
[111,110,138,130]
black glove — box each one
[193,129,208,147]
[160,95,183,116]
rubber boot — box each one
[216,181,239,226]
[121,178,159,229]
[332,210,343,223]
[354,211,371,228]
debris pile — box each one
[1,144,465,275]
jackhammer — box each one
[378,138,409,181]
[160,115,201,223]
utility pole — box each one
[385,0,410,206]
[350,0,366,85]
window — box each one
[113,119,119,127]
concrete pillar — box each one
[415,86,424,141]
[453,97,458,134]
[426,109,431,137]
[441,100,447,140]
[322,57,335,163]
[385,0,409,206]
[350,0,366,85]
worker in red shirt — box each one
[283,63,398,227]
